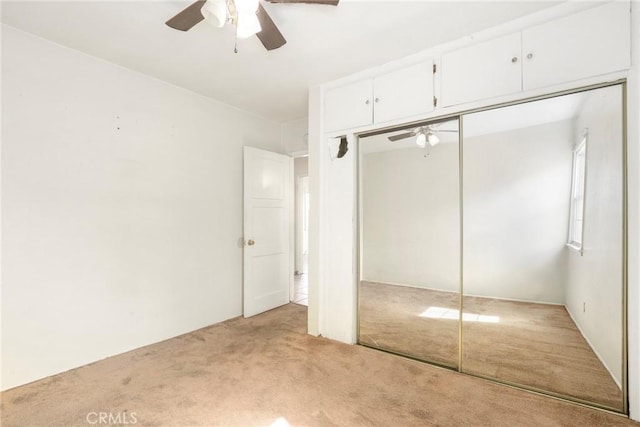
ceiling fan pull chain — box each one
[234,31,238,53]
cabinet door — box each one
[324,79,373,132]
[441,33,522,107]
[522,2,630,91]
[373,60,434,124]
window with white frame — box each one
[568,135,587,248]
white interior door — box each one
[243,147,293,318]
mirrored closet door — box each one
[358,117,461,368]
[357,83,626,412]
[461,84,625,412]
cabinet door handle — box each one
[375,98,380,103]
[527,53,533,59]
[511,56,518,63]
[365,100,370,105]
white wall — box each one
[362,120,572,304]
[1,26,282,390]
[307,87,321,337]
[323,136,357,344]
[463,120,573,304]
[294,156,309,177]
[362,144,460,292]
[0,11,4,392]
[565,85,624,387]
[282,118,308,155]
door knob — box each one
[247,239,255,246]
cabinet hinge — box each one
[433,63,437,74]
[433,96,438,107]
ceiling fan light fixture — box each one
[236,11,262,38]
[235,0,260,12]
[201,0,228,28]
[427,132,440,146]
[416,132,427,148]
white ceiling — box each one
[1,1,563,123]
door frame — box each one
[242,146,294,317]
[295,175,309,276]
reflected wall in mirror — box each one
[358,118,460,368]
[461,84,625,411]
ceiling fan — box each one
[166,0,339,51]
[388,124,458,148]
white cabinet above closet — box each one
[441,1,631,108]
[324,79,373,133]
[521,1,631,91]
[324,60,435,132]
[373,60,435,124]
[441,33,521,108]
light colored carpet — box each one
[358,281,623,411]
[359,282,460,368]
[2,303,638,426]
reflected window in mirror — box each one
[569,133,587,250]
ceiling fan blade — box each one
[166,0,206,31]
[256,4,287,51]
[388,132,417,142]
[435,130,458,133]
[265,0,339,5]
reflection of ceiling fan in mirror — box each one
[388,124,458,148]
[166,0,339,51]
